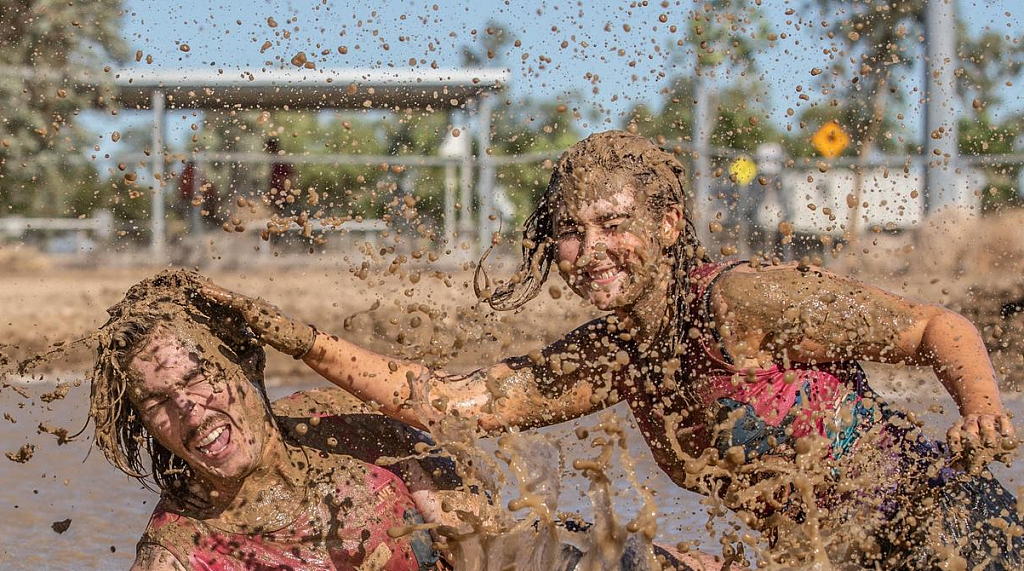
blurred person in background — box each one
[176,161,221,232]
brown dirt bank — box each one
[0,262,599,384]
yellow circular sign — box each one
[729,156,758,186]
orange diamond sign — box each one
[812,121,849,158]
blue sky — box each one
[97,0,1024,152]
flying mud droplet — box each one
[51,518,72,534]
[6,443,35,463]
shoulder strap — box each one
[695,260,746,365]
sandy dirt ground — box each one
[0,256,601,384]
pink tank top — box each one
[139,447,438,571]
[683,261,876,460]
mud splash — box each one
[399,409,667,571]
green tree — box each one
[793,0,927,159]
[626,0,776,177]
[0,0,127,215]
[955,26,1024,211]
[460,20,583,226]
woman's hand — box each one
[947,411,1017,473]
[197,281,316,358]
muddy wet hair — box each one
[478,130,711,348]
[88,270,267,498]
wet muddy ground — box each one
[1,373,1020,571]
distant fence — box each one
[0,210,114,239]
[4,149,1024,265]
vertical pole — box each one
[444,162,456,244]
[459,154,473,237]
[475,95,496,251]
[693,73,713,231]
[191,159,203,237]
[150,90,166,262]
[923,0,959,214]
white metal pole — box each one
[693,73,713,230]
[444,163,456,244]
[475,96,496,250]
[150,90,166,261]
[923,0,959,214]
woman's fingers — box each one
[194,281,313,358]
[946,420,963,455]
[997,414,1016,438]
[199,284,247,308]
[198,284,267,324]
[977,415,999,449]
[949,413,1018,472]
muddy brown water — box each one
[2,368,1021,570]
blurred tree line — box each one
[0,0,127,216]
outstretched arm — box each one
[199,282,612,432]
[302,333,604,431]
[712,264,1013,452]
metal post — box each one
[459,155,473,237]
[475,95,496,249]
[191,159,202,237]
[439,110,462,245]
[693,73,713,229]
[150,90,166,261]
[444,162,456,244]
[923,0,959,214]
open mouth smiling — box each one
[587,266,625,286]
[192,423,232,457]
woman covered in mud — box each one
[202,131,1023,569]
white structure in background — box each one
[765,165,984,235]
[756,143,784,178]
[0,208,114,253]
[438,123,473,243]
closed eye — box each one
[598,213,631,230]
[142,396,167,413]
[556,224,580,238]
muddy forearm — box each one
[300,332,524,431]
[915,309,1004,416]
[301,331,435,428]
[424,366,583,433]
[302,330,597,432]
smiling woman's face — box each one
[127,329,272,484]
[553,170,680,311]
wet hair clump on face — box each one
[480,130,710,345]
[87,269,266,496]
